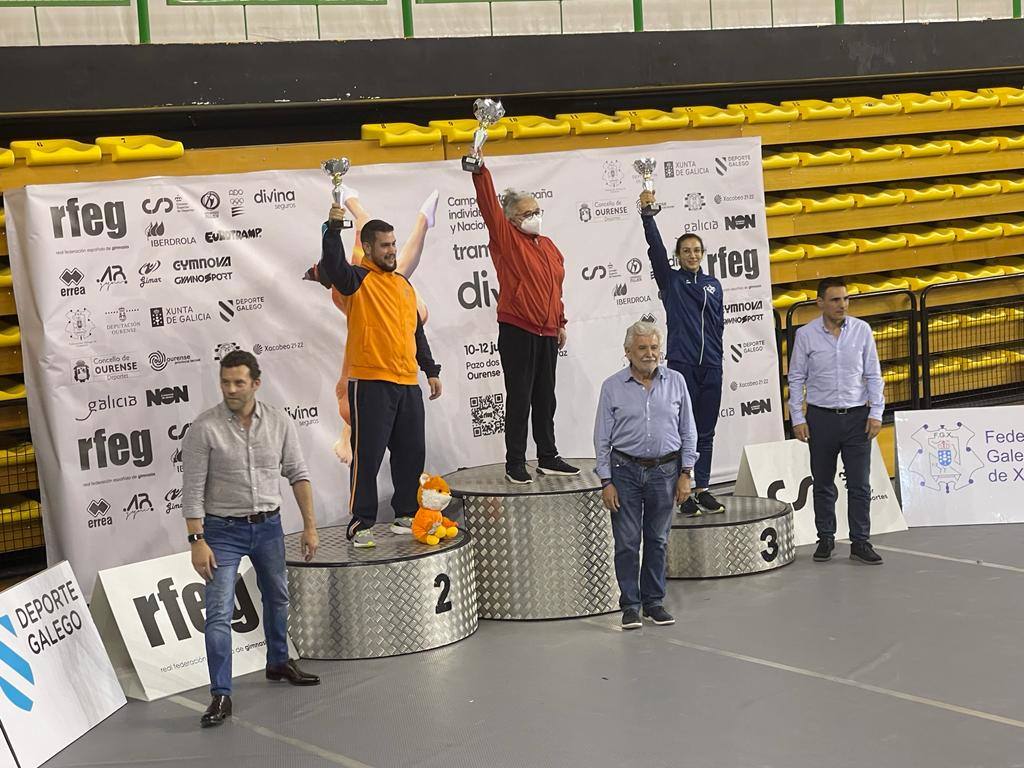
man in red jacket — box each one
[472,164,579,483]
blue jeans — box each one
[609,454,678,612]
[203,514,290,696]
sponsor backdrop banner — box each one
[89,551,295,701]
[0,561,125,768]
[896,406,1024,526]
[735,439,906,546]
[5,138,781,592]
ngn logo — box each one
[724,213,756,231]
[741,398,772,416]
[146,385,189,407]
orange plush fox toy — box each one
[413,474,458,546]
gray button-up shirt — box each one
[181,400,310,519]
[594,366,698,480]
[787,315,885,427]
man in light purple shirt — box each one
[788,276,885,565]
[595,321,698,629]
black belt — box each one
[613,449,680,468]
[808,404,868,416]
[210,508,280,524]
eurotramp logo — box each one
[0,614,34,712]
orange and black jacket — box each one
[316,221,440,385]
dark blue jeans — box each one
[609,454,678,612]
[203,514,290,696]
[670,362,722,489]
[806,405,872,542]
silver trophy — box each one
[463,98,506,173]
[634,157,662,217]
[322,157,353,229]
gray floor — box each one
[49,525,1024,768]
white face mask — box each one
[518,215,542,236]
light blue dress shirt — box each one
[787,315,885,427]
[594,366,699,480]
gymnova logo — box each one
[0,613,35,711]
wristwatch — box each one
[187,532,205,544]
[681,467,693,477]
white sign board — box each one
[896,406,1024,526]
[736,439,906,545]
[0,561,125,768]
[90,550,294,701]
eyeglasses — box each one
[518,209,543,220]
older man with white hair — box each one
[471,164,577,484]
[594,321,698,630]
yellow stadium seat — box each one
[881,362,911,384]
[762,151,800,170]
[772,288,809,309]
[0,321,19,347]
[846,142,903,163]
[0,149,12,169]
[791,145,852,167]
[981,214,1024,237]
[902,268,958,290]
[95,135,184,162]
[928,315,962,334]
[10,139,102,166]
[841,230,908,253]
[978,87,1024,106]
[0,438,33,465]
[0,210,5,228]
[939,177,1003,199]
[874,319,910,341]
[893,181,955,203]
[899,224,957,247]
[942,221,1005,242]
[674,105,745,127]
[730,102,799,124]
[882,92,952,113]
[0,497,40,526]
[977,173,1024,194]
[782,99,852,120]
[839,186,906,208]
[834,96,903,117]
[555,112,632,135]
[957,349,1009,370]
[428,119,507,143]
[1005,349,1024,364]
[797,235,858,259]
[937,134,1001,154]
[360,123,442,146]
[929,356,963,377]
[615,109,689,131]
[791,281,861,298]
[889,138,952,159]
[960,308,1007,327]
[0,266,11,288]
[848,273,911,293]
[932,90,1001,110]
[0,377,24,401]
[792,190,855,213]
[764,196,803,216]
[980,131,1024,150]
[991,256,1024,272]
[769,243,805,262]
[947,261,1007,279]
[497,116,571,139]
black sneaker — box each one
[621,609,642,630]
[679,496,701,516]
[505,464,533,484]
[696,490,725,514]
[850,541,883,565]
[643,606,675,626]
[813,538,834,562]
[536,456,580,476]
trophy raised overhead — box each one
[462,98,505,173]
[633,157,662,217]
[322,157,353,229]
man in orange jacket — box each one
[472,164,578,483]
[311,205,442,548]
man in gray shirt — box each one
[183,350,320,728]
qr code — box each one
[470,394,505,438]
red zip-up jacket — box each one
[472,166,567,337]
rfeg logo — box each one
[0,613,34,711]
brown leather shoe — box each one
[266,659,320,686]
[200,694,232,727]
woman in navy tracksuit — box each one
[640,199,726,515]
